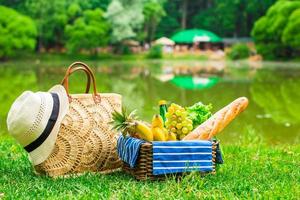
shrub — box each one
[119,44,132,55]
[65,9,110,54]
[228,43,251,60]
[147,44,162,59]
[0,6,37,60]
[251,1,300,59]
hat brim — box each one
[29,85,69,165]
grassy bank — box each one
[0,135,299,199]
[0,52,209,63]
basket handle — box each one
[61,62,101,103]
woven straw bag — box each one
[35,62,122,177]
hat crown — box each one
[7,91,52,146]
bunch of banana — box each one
[111,107,177,142]
[111,108,153,141]
[151,115,176,141]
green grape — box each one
[176,123,182,129]
[166,102,192,139]
[187,124,193,130]
[182,127,189,134]
[165,120,170,127]
[165,113,171,118]
[168,107,174,114]
[171,121,177,126]
[177,129,182,135]
[175,110,182,116]
[171,127,177,133]
[172,114,177,120]
[179,134,185,140]
[187,119,193,124]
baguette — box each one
[183,97,249,140]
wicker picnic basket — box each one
[122,140,219,181]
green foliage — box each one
[118,44,132,55]
[147,44,162,58]
[0,6,37,59]
[0,0,277,53]
[192,1,235,37]
[64,9,110,54]
[143,0,166,42]
[192,0,276,37]
[186,102,212,127]
[282,9,300,48]
[106,0,144,43]
[251,0,300,59]
[24,0,68,50]
[155,0,275,38]
[228,43,251,60]
[155,1,181,38]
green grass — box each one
[0,135,299,199]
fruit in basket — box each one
[151,115,168,141]
[168,132,177,141]
[111,108,153,141]
[165,103,193,140]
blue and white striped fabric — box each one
[152,140,213,175]
[117,135,145,168]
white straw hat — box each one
[7,85,69,165]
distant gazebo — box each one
[171,29,223,50]
[153,37,175,53]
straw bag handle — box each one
[62,62,101,103]
[61,66,91,93]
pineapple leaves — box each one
[110,106,139,137]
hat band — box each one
[24,93,60,153]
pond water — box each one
[0,60,299,145]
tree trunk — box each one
[38,34,43,53]
[181,0,188,29]
[149,17,157,43]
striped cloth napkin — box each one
[117,135,145,168]
[152,140,213,175]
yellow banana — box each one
[168,132,177,141]
[152,114,164,128]
[152,115,168,141]
[135,121,153,141]
[152,127,168,141]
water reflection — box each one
[169,76,219,90]
[250,68,300,126]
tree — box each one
[0,6,37,60]
[106,0,144,43]
[228,43,251,60]
[191,0,276,37]
[143,0,166,42]
[155,0,181,38]
[181,0,189,29]
[251,0,300,59]
[65,9,110,54]
[282,9,300,49]
[24,0,68,51]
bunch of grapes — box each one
[165,103,193,140]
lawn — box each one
[0,134,299,199]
